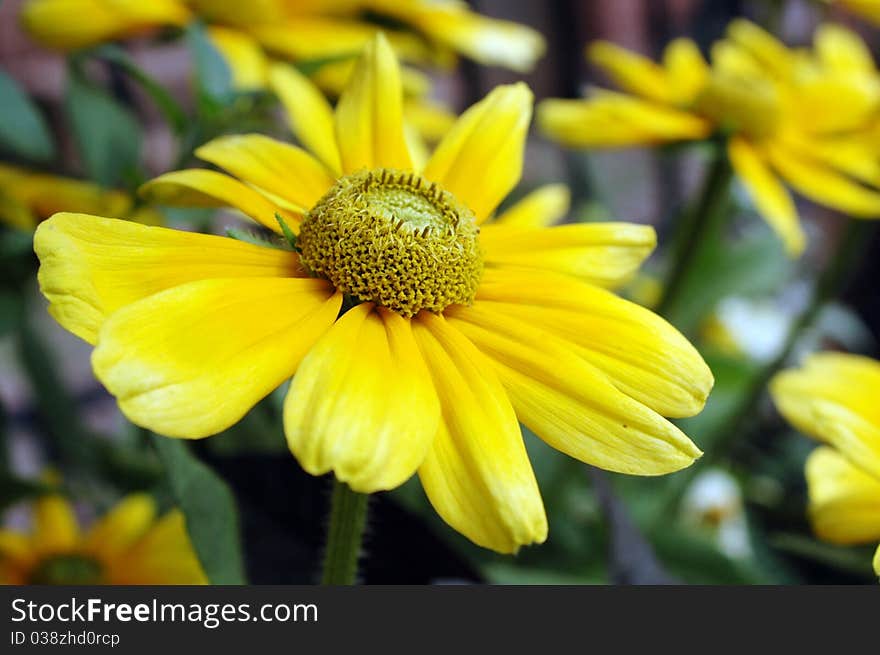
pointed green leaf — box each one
[0,71,55,162]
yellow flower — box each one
[770,352,880,576]
[0,163,162,231]
[0,493,206,584]
[538,20,880,257]
[35,35,713,554]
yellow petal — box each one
[285,304,440,492]
[588,41,673,103]
[107,510,206,584]
[771,353,880,479]
[334,33,412,173]
[403,98,457,144]
[206,26,268,91]
[662,38,709,104]
[424,84,531,221]
[728,137,804,256]
[481,222,655,288]
[726,19,793,78]
[83,493,156,560]
[92,278,342,438]
[806,446,880,544]
[492,184,570,228]
[139,169,300,233]
[21,0,189,50]
[814,23,874,73]
[412,312,546,554]
[447,304,702,475]
[195,134,336,212]
[269,63,342,175]
[35,213,306,344]
[474,268,714,418]
[778,131,880,188]
[766,142,880,218]
[33,495,79,555]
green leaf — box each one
[275,212,298,249]
[152,436,247,584]
[65,67,142,187]
[186,22,233,113]
[0,71,55,162]
[91,45,188,133]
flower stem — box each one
[321,478,370,585]
[656,145,733,320]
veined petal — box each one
[334,33,412,173]
[412,312,546,554]
[83,494,156,561]
[139,169,300,233]
[481,222,655,288]
[447,304,702,475]
[35,213,306,344]
[285,304,439,492]
[206,26,268,91]
[806,446,880,544]
[33,495,79,555]
[766,142,880,218]
[269,63,342,175]
[92,278,342,438]
[728,137,804,256]
[771,353,880,478]
[475,268,713,418]
[195,134,336,212]
[588,41,673,103]
[424,84,532,222]
[492,184,570,228]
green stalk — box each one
[321,478,370,585]
[657,146,733,319]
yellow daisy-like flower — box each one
[0,493,206,584]
[35,35,713,553]
[770,353,880,576]
[0,163,162,232]
[538,20,880,256]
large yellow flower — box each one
[0,493,206,584]
[35,35,713,553]
[538,20,880,256]
[0,163,161,232]
[771,353,880,576]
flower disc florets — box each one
[298,168,483,317]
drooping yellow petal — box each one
[475,268,714,418]
[285,304,440,492]
[21,0,190,50]
[269,63,342,175]
[727,136,804,256]
[424,84,531,221]
[492,184,570,228]
[33,495,79,555]
[83,494,156,561]
[662,38,709,105]
[588,41,673,103]
[139,169,300,233]
[480,222,655,288]
[195,134,336,212]
[814,23,874,73]
[206,26,269,91]
[778,131,880,188]
[447,304,702,475]
[92,278,342,438]
[106,510,206,584]
[771,353,880,479]
[766,142,880,218]
[35,213,306,344]
[806,446,880,544]
[334,33,412,173]
[412,312,546,554]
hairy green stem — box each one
[321,478,370,585]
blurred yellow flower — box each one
[771,352,880,576]
[0,493,206,584]
[34,35,712,554]
[0,164,163,231]
[538,20,880,256]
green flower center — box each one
[29,554,104,585]
[299,168,483,317]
